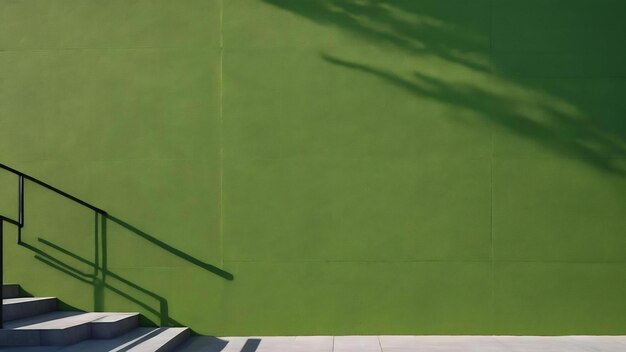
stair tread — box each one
[4,311,139,330]
[126,327,189,352]
[55,327,188,352]
[0,324,188,351]
[0,328,156,351]
[3,297,58,322]
[3,297,55,305]
[60,328,159,351]
[0,288,186,350]
[91,313,139,323]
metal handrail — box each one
[0,164,106,214]
[0,163,107,328]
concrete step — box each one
[125,327,190,352]
[2,284,21,299]
[32,327,190,352]
[0,311,139,346]
[3,297,57,322]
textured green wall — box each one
[1,0,626,335]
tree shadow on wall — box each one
[19,212,233,328]
[262,0,626,175]
[265,0,492,72]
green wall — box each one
[1,0,626,335]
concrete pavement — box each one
[176,335,626,352]
[1,335,625,351]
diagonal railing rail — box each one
[0,163,107,328]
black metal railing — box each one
[0,163,107,328]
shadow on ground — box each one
[176,337,261,352]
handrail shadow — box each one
[1,162,233,330]
[22,236,185,327]
[17,208,234,328]
[106,215,233,281]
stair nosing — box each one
[5,311,139,330]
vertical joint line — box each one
[488,0,494,73]
[219,0,225,267]
[489,127,495,329]
[490,134,494,259]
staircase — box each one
[1,284,190,351]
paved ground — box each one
[176,335,626,352]
[2,335,626,351]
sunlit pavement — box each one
[0,335,625,351]
[176,335,626,352]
